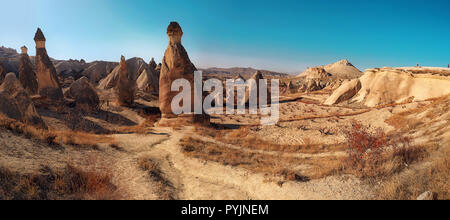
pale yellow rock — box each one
[352,68,450,107]
[324,79,361,105]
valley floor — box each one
[0,91,448,200]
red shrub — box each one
[343,121,388,166]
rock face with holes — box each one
[0,73,46,128]
[18,46,38,95]
[115,56,136,106]
[324,79,361,105]
[34,28,64,103]
[64,76,100,112]
[158,22,209,125]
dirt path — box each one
[112,126,373,200]
[111,133,170,200]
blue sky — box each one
[1,0,449,73]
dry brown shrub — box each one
[180,136,309,182]
[339,121,428,179]
[194,125,345,154]
[386,94,449,130]
[0,113,115,148]
[377,147,449,200]
[137,157,175,200]
[0,163,119,200]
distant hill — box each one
[298,60,362,79]
[200,67,289,79]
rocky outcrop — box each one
[417,191,435,200]
[296,79,329,93]
[245,71,271,106]
[64,76,100,112]
[0,62,5,84]
[98,57,147,90]
[137,67,159,94]
[324,79,361,105]
[352,68,450,107]
[115,56,136,106]
[0,46,21,75]
[149,58,157,70]
[303,67,331,79]
[155,63,162,80]
[18,46,38,95]
[225,74,248,106]
[159,22,196,119]
[0,73,46,128]
[299,60,362,80]
[34,28,64,103]
[159,22,208,125]
[82,61,118,84]
[324,59,363,79]
[286,81,297,94]
[54,59,88,78]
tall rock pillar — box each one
[158,22,208,126]
[34,28,63,103]
[19,46,38,95]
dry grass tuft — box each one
[377,147,449,200]
[194,125,345,154]
[0,113,115,148]
[180,136,311,183]
[0,164,119,200]
[137,157,175,200]
[386,94,450,130]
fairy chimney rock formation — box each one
[34,28,64,102]
[115,55,136,106]
[149,58,157,70]
[21,46,28,54]
[159,22,208,125]
[19,46,38,95]
[0,62,5,84]
[34,28,46,48]
[246,71,271,105]
[0,73,47,128]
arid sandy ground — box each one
[1,87,447,200]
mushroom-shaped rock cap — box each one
[34,28,46,41]
[21,46,28,54]
[253,70,264,80]
[167,22,183,44]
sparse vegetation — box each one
[377,146,449,200]
[337,121,428,179]
[0,164,118,200]
[181,136,316,183]
[194,125,346,154]
[137,157,175,200]
[0,113,115,148]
